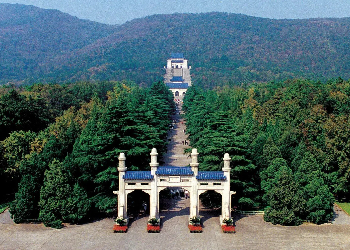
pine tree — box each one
[38,159,71,228]
[9,153,45,223]
[260,158,288,203]
[264,166,305,225]
[295,152,334,224]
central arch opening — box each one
[159,187,190,228]
[199,190,222,226]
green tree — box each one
[264,166,305,226]
[62,183,91,224]
[38,159,69,228]
[260,158,288,203]
[184,87,259,209]
[261,137,282,169]
[39,159,90,228]
[304,175,334,224]
[10,174,40,223]
[0,131,37,202]
[9,153,45,223]
[295,152,334,224]
[72,99,117,214]
[1,130,36,176]
[72,82,173,215]
[0,90,50,140]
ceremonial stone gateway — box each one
[113,148,236,232]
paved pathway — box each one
[333,204,350,225]
[161,102,190,167]
[2,103,350,249]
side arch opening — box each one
[127,190,150,218]
[199,190,222,223]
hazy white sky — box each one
[2,0,350,24]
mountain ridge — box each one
[0,3,115,83]
[1,4,350,86]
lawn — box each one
[336,202,350,215]
[0,202,9,214]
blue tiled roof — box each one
[124,171,153,180]
[156,166,194,176]
[171,53,184,58]
[171,76,183,82]
[166,83,189,89]
[196,171,226,180]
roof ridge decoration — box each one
[156,166,194,176]
[196,171,226,180]
[123,171,154,180]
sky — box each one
[2,0,350,25]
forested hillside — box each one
[0,4,115,83]
[1,3,350,228]
[0,81,174,228]
[183,78,350,225]
[2,4,350,86]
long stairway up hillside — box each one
[161,102,190,166]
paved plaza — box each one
[1,103,350,249]
[1,202,350,250]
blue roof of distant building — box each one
[124,171,154,180]
[156,166,194,176]
[166,83,189,89]
[196,171,226,180]
[171,53,184,59]
[171,60,184,63]
[171,76,183,82]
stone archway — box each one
[114,148,235,230]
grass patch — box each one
[336,202,350,215]
[0,202,10,214]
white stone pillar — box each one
[221,153,232,221]
[167,59,172,69]
[190,148,199,175]
[183,59,188,69]
[117,153,127,219]
[149,148,159,219]
[190,148,199,218]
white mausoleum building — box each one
[164,53,192,99]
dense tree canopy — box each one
[183,78,350,224]
[2,81,174,228]
[2,77,350,227]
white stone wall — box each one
[166,58,188,69]
[170,88,187,98]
